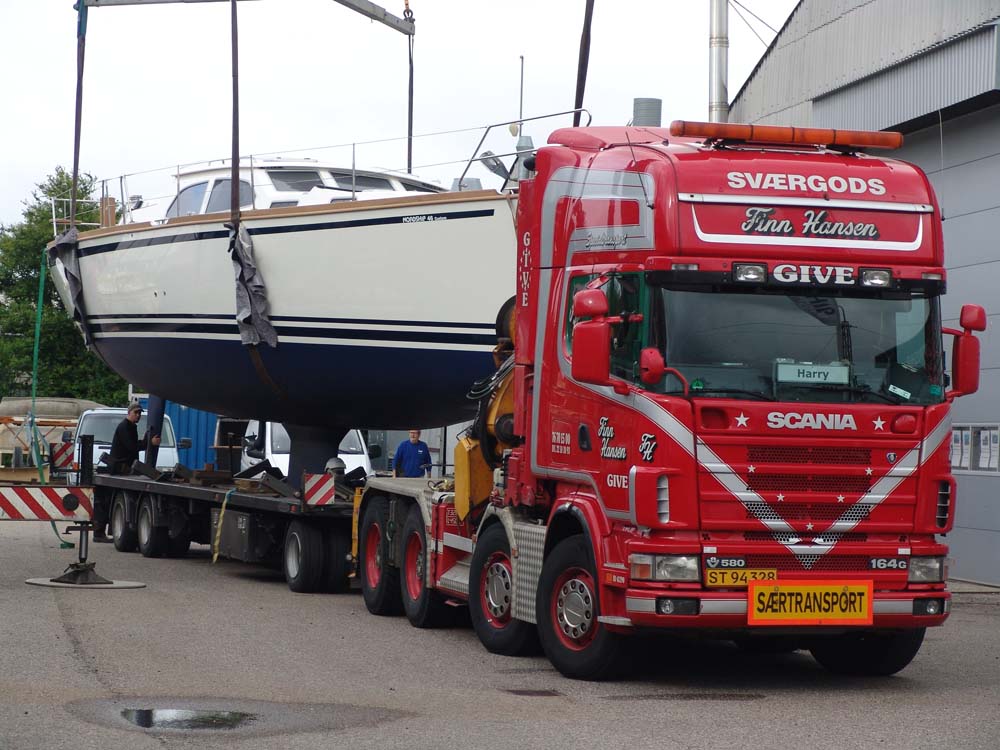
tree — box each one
[0,168,127,405]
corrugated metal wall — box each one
[731,0,1000,126]
[891,104,1000,585]
[163,402,217,470]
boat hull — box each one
[57,191,516,429]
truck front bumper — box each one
[613,589,950,630]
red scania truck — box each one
[354,120,986,679]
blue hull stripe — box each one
[79,208,495,257]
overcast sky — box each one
[0,0,797,226]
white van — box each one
[240,421,375,478]
[73,408,189,477]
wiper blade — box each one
[799,384,900,404]
[688,388,776,401]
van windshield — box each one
[270,424,364,455]
[79,413,176,447]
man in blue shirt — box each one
[394,429,432,478]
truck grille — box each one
[747,446,871,465]
[746,474,871,493]
[744,554,873,572]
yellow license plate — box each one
[748,580,874,626]
[704,568,777,587]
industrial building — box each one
[731,0,1000,584]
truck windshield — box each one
[650,287,945,405]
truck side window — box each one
[564,272,647,381]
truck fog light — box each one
[657,598,698,615]
[861,268,891,287]
[907,556,946,583]
[734,263,766,282]
[672,263,699,271]
[913,598,944,616]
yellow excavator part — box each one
[454,435,493,521]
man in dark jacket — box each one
[93,403,160,542]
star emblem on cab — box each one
[735,412,749,427]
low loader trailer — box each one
[97,121,985,680]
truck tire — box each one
[400,505,449,628]
[810,628,926,676]
[322,522,352,594]
[283,520,325,593]
[469,523,539,655]
[137,496,168,558]
[111,492,138,552]
[536,534,624,680]
[360,496,402,615]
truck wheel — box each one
[469,523,539,655]
[322,522,352,594]
[111,492,138,552]
[400,505,449,628]
[536,534,624,680]
[360,497,402,615]
[137,496,168,558]
[284,520,325,593]
[810,628,926,676]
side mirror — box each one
[639,348,666,384]
[573,288,609,318]
[61,430,73,443]
[572,319,611,385]
[246,447,265,460]
[178,437,192,449]
[368,444,382,459]
[960,303,986,332]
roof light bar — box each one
[670,120,903,150]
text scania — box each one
[767,412,858,430]
[727,171,886,196]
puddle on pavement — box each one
[122,708,255,730]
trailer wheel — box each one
[283,520,325,593]
[111,492,138,553]
[469,523,539,655]
[360,496,402,615]
[400,505,449,628]
[810,628,926,676]
[536,534,624,680]
[322,522,352,594]
[137,496,168,558]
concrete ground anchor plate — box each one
[25,578,146,589]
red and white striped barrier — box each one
[50,442,75,470]
[0,486,92,521]
[303,473,338,506]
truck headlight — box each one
[908,556,947,583]
[629,554,701,582]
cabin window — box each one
[268,170,323,192]
[165,182,207,218]
[269,200,298,209]
[400,181,440,193]
[565,272,648,381]
[205,180,254,213]
[331,173,393,191]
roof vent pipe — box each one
[708,0,729,123]
[632,98,662,127]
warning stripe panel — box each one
[0,486,92,520]
[303,473,336,506]
[51,442,75,468]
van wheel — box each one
[283,520,325,593]
[137,496,167,558]
[322,522,352,593]
[536,534,624,680]
[360,496,402,615]
[810,628,926,676]
[400,505,449,628]
[469,523,539,655]
[111,492,138,552]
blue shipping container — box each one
[137,397,217,470]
